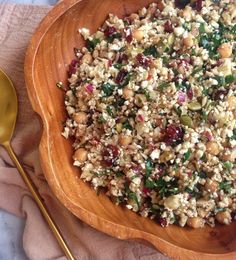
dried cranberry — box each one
[115,69,128,84]
[163,124,184,145]
[108,60,113,67]
[187,172,192,177]
[117,53,128,63]
[104,26,117,37]
[202,131,212,141]
[180,57,192,65]
[195,0,203,11]
[137,114,144,122]
[124,28,133,43]
[102,144,119,167]
[71,59,78,67]
[136,53,150,67]
[216,60,223,66]
[157,217,167,227]
[164,21,173,33]
[187,194,192,200]
[143,187,151,194]
[131,164,142,173]
[89,137,100,146]
[212,89,228,101]
[187,88,193,100]
[68,59,78,76]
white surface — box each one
[0,1,56,259]
[0,210,27,260]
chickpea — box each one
[227,96,236,110]
[74,148,88,162]
[119,134,133,147]
[159,151,174,163]
[123,87,134,100]
[133,29,144,41]
[205,179,218,192]
[81,53,93,64]
[206,141,220,156]
[182,6,192,21]
[74,111,88,124]
[164,195,180,210]
[183,34,194,47]
[216,211,232,225]
[221,148,236,162]
[129,13,139,20]
[218,43,232,58]
[187,217,204,228]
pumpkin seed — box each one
[188,101,202,111]
[116,123,123,133]
[201,96,208,107]
[180,115,193,128]
[134,94,147,107]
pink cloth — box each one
[0,4,168,260]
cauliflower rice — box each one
[62,0,236,228]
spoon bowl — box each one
[0,69,17,145]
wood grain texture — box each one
[24,0,236,259]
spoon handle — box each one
[4,142,75,260]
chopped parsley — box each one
[102,83,116,96]
[86,38,100,52]
[143,45,159,58]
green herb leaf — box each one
[159,81,169,90]
[86,38,100,52]
[145,158,153,177]
[113,97,125,109]
[128,192,141,209]
[143,45,159,58]
[183,22,191,31]
[214,76,225,86]
[101,83,116,96]
[113,63,123,69]
[183,149,191,162]
[223,161,233,171]
[225,74,236,84]
[232,129,236,140]
[98,115,107,124]
[199,23,206,34]
[123,120,133,130]
[106,105,114,116]
[145,178,156,189]
[191,66,202,76]
[219,181,232,193]
[116,171,124,177]
[107,33,122,43]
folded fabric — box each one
[0,3,168,260]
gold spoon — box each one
[0,68,75,260]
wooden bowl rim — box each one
[24,0,236,258]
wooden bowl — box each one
[24,0,236,259]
